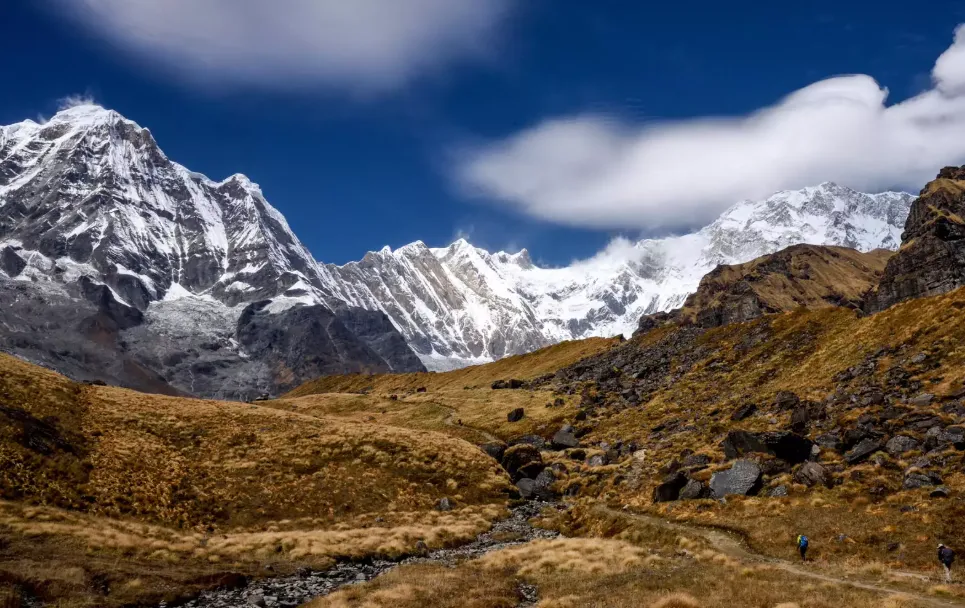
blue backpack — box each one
[798,535,809,549]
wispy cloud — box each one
[456,25,965,231]
[53,0,514,92]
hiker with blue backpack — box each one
[939,544,955,583]
[796,534,809,562]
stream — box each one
[162,502,560,608]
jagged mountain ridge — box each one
[326,184,914,370]
[0,104,424,397]
[0,104,916,379]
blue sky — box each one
[3,2,965,265]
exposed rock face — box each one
[0,104,424,397]
[866,166,965,312]
[709,460,763,498]
[644,245,891,330]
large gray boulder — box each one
[709,460,763,498]
[885,435,920,456]
[551,427,580,450]
[793,462,829,488]
[845,438,883,464]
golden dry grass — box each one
[284,337,620,397]
[0,353,512,607]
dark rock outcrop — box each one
[502,444,543,482]
[507,408,525,423]
[551,427,580,450]
[865,166,965,312]
[845,438,884,465]
[721,430,813,464]
[709,460,763,498]
[653,472,689,503]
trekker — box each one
[796,534,809,562]
[939,544,955,583]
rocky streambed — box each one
[162,502,559,608]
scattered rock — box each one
[885,435,920,456]
[574,410,587,422]
[493,379,525,390]
[845,438,883,465]
[794,462,829,488]
[508,435,546,449]
[653,472,689,503]
[908,393,935,406]
[416,387,427,393]
[507,408,525,423]
[775,391,801,411]
[903,471,942,490]
[815,433,843,452]
[931,486,951,498]
[502,444,543,481]
[721,430,767,459]
[730,403,757,421]
[682,453,711,469]
[551,427,580,450]
[436,497,453,512]
[568,448,586,461]
[769,485,789,497]
[709,460,763,498]
[480,441,507,462]
[679,478,708,500]
[587,454,607,467]
[248,594,267,608]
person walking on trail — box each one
[796,534,809,562]
[939,543,955,583]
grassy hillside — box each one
[0,354,510,607]
[284,337,620,397]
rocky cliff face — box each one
[326,184,914,370]
[661,245,892,329]
[865,166,965,313]
[0,104,424,397]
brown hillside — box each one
[285,337,620,397]
[670,244,891,328]
[0,353,509,607]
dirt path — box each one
[432,401,501,443]
[596,505,964,608]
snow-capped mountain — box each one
[325,183,914,370]
[0,103,917,382]
[0,104,423,397]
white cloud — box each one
[456,25,965,231]
[54,0,513,91]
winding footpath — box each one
[596,505,965,608]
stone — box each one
[551,427,580,450]
[775,391,801,411]
[790,406,811,432]
[885,435,920,456]
[587,454,607,467]
[436,497,453,512]
[508,435,546,449]
[721,430,812,464]
[682,453,711,469]
[502,444,543,481]
[568,448,586,461]
[730,403,757,421]
[721,430,768,459]
[532,469,558,500]
[709,460,763,498]
[480,441,507,462]
[574,410,588,422]
[908,393,935,406]
[653,472,688,502]
[679,478,708,500]
[793,462,829,488]
[815,433,843,451]
[248,595,267,608]
[0,246,26,278]
[931,486,951,498]
[940,426,965,450]
[769,485,789,497]
[515,478,537,499]
[845,438,883,465]
[903,471,942,489]
[507,408,525,422]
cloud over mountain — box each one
[456,24,965,230]
[54,0,513,92]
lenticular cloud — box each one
[457,25,965,230]
[54,0,512,92]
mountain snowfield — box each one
[0,104,915,377]
[325,183,913,370]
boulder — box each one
[903,472,943,490]
[931,486,951,498]
[587,454,607,467]
[775,391,801,411]
[436,497,453,512]
[845,438,883,464]
[480,441,507,462]
[517,469,557,501]
[730,403,757,421]
[885,435,920,456]
[815,433,843,452]
[507,408,525,423]
[769,485,789,497]
[682,453,711,469]
[762,432,813,464]
[515,478,537,499]
[502,444,543,481]
[679,479,708,500]
[908,393,935,406]
[653,472,688,503]
[721,430,767,459]
[551,427,580,450]
[709,460,763,498]
[793,462,829,488]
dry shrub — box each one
[479,538,647,577]
[648,593,701,608]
